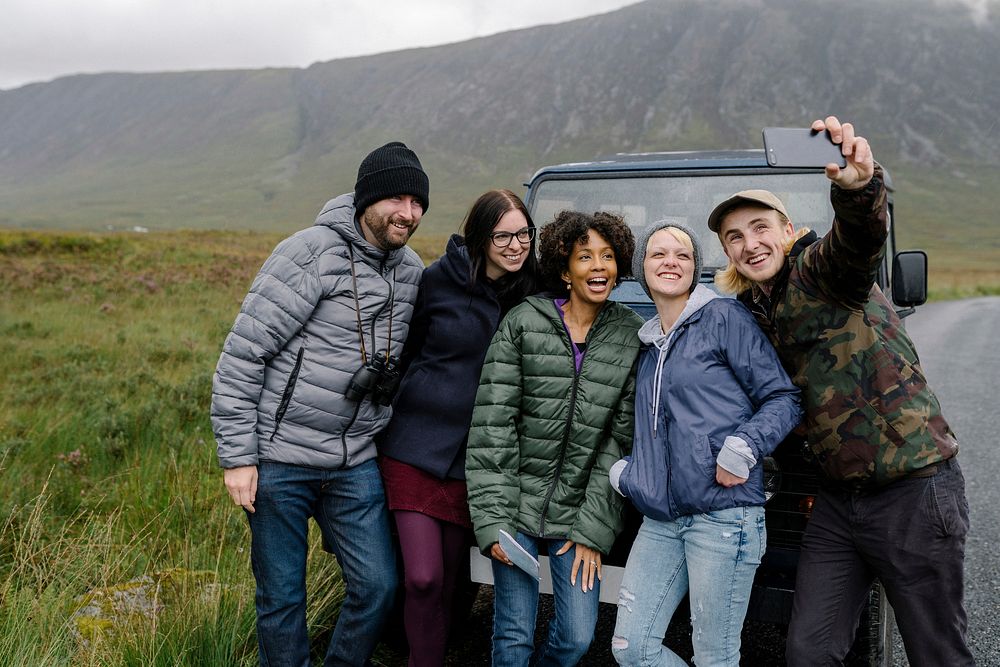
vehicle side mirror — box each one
[892,251,927,308]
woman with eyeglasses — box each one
[466,210,644,666]
[377,188,538,666]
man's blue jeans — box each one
[491,532,601,667]
[611,506,766,667]
[247,459,397,667]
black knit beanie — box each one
[354,141,430,215]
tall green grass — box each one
[4,225,987,665]
[0,230,427,665]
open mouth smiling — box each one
[586,276,609,291]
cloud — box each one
[0,0,641,90]
[931,0,996,25]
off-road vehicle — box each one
[471,149,928,666]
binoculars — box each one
[344,352,401,405]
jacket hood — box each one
[790,229,818,258]
[438,234,476,290]
[524,294,563,320]
[639,284,720,347]
[638,284,719,435]
[312,192,410,270]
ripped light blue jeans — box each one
[611,506,765,667]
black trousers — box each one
[786,458,974,667]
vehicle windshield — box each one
[529,172,834,274]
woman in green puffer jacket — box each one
[466,210,643,667]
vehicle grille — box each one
[765,437,821,550]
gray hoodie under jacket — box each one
[211,193,424,470]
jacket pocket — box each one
[270,347,305,441]
[926,470,970,539]
[622,437,672,520]
[695,434,717,479]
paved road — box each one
[387,297,1000,666]
[897,296,1000,666]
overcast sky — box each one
[0,0,644,91]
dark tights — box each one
[394,510,468,667]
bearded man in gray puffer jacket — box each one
[211,142,427,667]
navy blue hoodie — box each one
[378,234,507,479]
[616,285,802,521]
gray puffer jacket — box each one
[211,193,423,470]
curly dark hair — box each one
[537,210,635,293]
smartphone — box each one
[762,127,847,168]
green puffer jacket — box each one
[466,296,643,555]
[738,167,958,488]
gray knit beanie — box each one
[354,141,430,215]
[632,220,703,297]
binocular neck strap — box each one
[347,244,395,366]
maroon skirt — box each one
[378,455,472,529]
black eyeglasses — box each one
[489,227,535,248]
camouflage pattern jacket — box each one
[738,167,958,487]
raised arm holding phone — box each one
[708,116,973,667]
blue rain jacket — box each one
[618,285,802,521]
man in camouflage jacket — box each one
[708,117,972,666]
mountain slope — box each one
[0,0,997,270]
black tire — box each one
[845,580,895,667]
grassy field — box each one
[0,227,994,665]
[0,230,458,665]
[891,164,1000,300]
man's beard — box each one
[362,208,412,251]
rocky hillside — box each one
[1,0,997,242]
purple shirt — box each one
[554,298,586,373]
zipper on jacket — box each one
[341,255,392,469]
[339,401,363,469]
[269,347,305,441]
[538,313,593,536]
[367,259,394,358]
[538,372,580,537]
